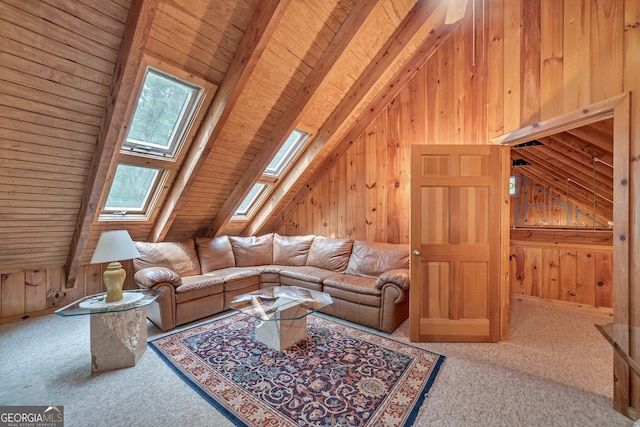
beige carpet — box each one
[0,299,634,426]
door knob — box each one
[412,249,421,256]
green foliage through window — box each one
[105,164,159,211]
[124,68,202,157]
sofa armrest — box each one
[134,267,182,289]
[375,268,410,291]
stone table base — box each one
[89,307,147,372]
[254,303,308,350]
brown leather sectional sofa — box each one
[133,233,410,333]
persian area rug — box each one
[149,314,445,427]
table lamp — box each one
[91,230,141,302]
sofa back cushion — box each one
[229,233,274,266]
[133,239,201,277]
[273,234,315,266]
[345,240,410,278]
[306,236,353,272]
[195,236,236,273]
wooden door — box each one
[409,144,506,342]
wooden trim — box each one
[0,307,57,326]
[491,92,628,146]
[511,293,613,318]
[500,146,511,340]
[612,93,631,414]
[510,240,613,252]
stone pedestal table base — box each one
[89,307,148,372]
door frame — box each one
[491,93,631,414]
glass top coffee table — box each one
[229,286,333,350]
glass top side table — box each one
[55,289,163,372]
[55,289,163,317]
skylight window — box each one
[235,183,268,216]
[99,56,217,222]
[104,164,162,214]
[123,67,204,159]
[264,129,309,177]
[233,129,310,220]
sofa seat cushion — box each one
[203,267,261,292]
[255,265,281,274]
[175,275,224,304]
[254,265,281,284]
[322,274,381,307]
[203,267,259,281]
[278,266,339,284]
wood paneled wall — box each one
[0,261,136,323]
[278,9,487,242]
[510,239,613,308]
[280,0,638,415]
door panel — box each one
[410,144,504,342]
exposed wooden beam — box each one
[64,0,159,286]
[544,128,614,165]
[516,150,613,207]
[565,124,615,153]
[541,135,614,179]
[148,0,291,242]
[525,145,613,197]
[251,0,454,235]
[207,0,380,237]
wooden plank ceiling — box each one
[0,0,610,286]
[0,0,458,284]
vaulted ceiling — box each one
[1,0,460,285]
[0,0,613,287]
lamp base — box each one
[103,261,126,302]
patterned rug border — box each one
[148,313,445,426]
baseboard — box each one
[0,307,57,326]
[510,294,613,319]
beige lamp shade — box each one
[91,230,140,302]
[91,230,140,264]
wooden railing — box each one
[510,228,613,309]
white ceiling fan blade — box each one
[444,0,469,24]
